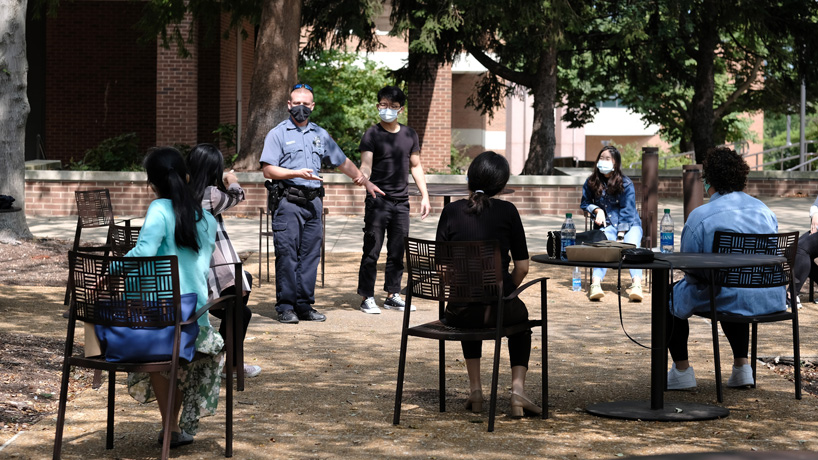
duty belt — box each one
[284,186,324,207]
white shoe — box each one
[588,283,604,301]
[360,297,381,314]
[727,364,754,388]
[629,284,643,302]
[667,363,697,390]
[221,364,262,379]
[383,293,416,311]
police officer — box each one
[260,83,383,324]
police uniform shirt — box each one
[259,118,347,189]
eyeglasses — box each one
[293,83,313,93]
[377,102,402,110]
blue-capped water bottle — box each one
[660,209,674,253]
[560,213,576,261]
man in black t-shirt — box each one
[357,86,430,314]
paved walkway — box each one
[26,196,811,254]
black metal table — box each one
[531,252,786,421]
[409,184,514,206]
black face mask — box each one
[289,105,312,123]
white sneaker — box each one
[221,364,262,379]
[629,284,643,302]
[727,364,754,388]
[383,294,416,312]
[667,363,697,390]
[588,283,604,301]
[360,297,381,314]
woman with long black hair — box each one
[580,145,644,301]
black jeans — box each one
[794,231,818,294]
[666,314,749,362]
[210,271,253,363]
[357,196,410,298]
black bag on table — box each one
[0,195,15,210]
[546,228,607,259]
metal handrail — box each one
[629,140,816,170]
[743,141,817,171]
[628,141,746,169]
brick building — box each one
[25,1,254,166]
[25,2,762,173]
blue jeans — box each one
[592,225,644,282]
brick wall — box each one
[45,1,156,165]
[24,172,818,218]
[156,12,198,146]
[408,65,452,172]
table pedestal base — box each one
[587,400,729,421]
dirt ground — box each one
[1,239,818,459]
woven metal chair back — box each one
[110,223,141,256]
[405,237,502,304]
[75,189,114,228]
[711,231,798,288]
[68,251,181,329]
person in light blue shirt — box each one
[122,147,219,448]
[260,83,382,324]
[666,146,785,391]
[581,145,644,301]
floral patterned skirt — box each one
[127,325,224,434]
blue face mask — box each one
[378,108,399,123]
[703,179,711,195]
[597,160,614,174]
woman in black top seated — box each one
[435,151,541,418]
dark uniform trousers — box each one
[273,195,323,314]
[357,195,410,298]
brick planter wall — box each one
[23,170,818,218]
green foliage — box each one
[213,123,237,150]
[613,143,689,170]
[561,0,818,161]
[299,49,397,165]
[213,123,239,165]
[763,113,818,170]
[427,144,472,175]
[68,133,143,171]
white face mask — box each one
[597,160,614,174]
[379,107,399,123]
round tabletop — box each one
[531,252,786,270]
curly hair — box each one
[702,146,749,194]
[586,145,624,199]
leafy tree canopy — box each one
[562,0,818,162]
[300,49,398,165]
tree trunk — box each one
[689,1,718,164]
[522,45,557,175]
[232,0,301,171]
[0,0,34,241]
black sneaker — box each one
[277,310,300,324]
[297,309,326,322]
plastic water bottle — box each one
[660,209,674,253]
[560,213,576,261]
[572,267,582,291]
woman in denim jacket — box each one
[580,146,644,301]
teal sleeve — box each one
[125,203,166,258]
